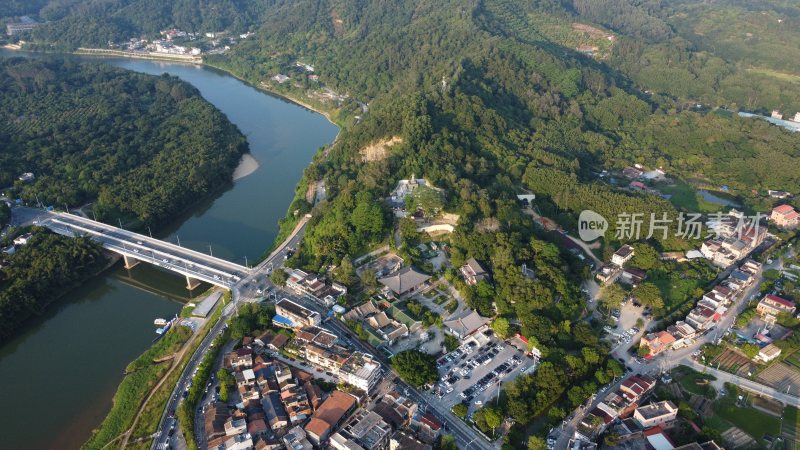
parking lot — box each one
[430,330,537,414]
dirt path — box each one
[117,331,200,449]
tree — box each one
[361,269,378,289]
[444,333,460,352]
[637,345,651,358]
[217,368,234,402]
[600,283,626,311]
[482,406,503,435]
[334,255,357,286]
[390,350,438,387]
[270,269,288,286]
[399,217,421,247]
[633,282,664,310]
[491,317,511,339]
[741,342,759,359]
[436,435,458,450]
[452,402,468,418]
[527,436,547,450]
[603,433,621,447]
[631,243,661,271]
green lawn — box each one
[784,406,800,447]
[673,365,717,399]
[785,351,800,370]
[714,397,781,446]
[650,271,702,315]
[657,181,722,213]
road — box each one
[283,296,493,450]
[151,217,312,450]
[553,255,784,449]
[40,211,249,288]
[521,208,602,268]
[680,358,799,406]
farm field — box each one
[711,348,757,377]
[758,363,800,393]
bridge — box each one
[42,212,251,289]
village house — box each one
[285,268,347,307]
[685,305,720,331]
[224,347,254,370]
[378,266,431,296]
[619,268,646,286]
[771,204,800,229]
[666,321,696,348]
[274,298,322,329]
[768,190,792,199]
[409,412,443,443]
[283,426,313,450]
[343,300,409,346]
[612,245,635,267]
[700,211,767,267]
[335,409,392,450]
[757,294,796,320]
[639,331,676,356]
[633,400,678,428]
[442,309,490,340]
[304,390,358,446]
[460,258,489,286]
[390,430,431,450]
[262,392,289,430]
[622,166,643,179]
[757,344,782,363]
[13,233,33,246]
[596,264,621,284]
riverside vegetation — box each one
[6,0,800,447]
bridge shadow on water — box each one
[111,262,212,304]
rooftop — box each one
[443,309,489,337]
[378,267,431,295]
[276,298,320,320]
[636,400,677,420]
[306,391,357,431]
[763,294,795,309]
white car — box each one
[256,289,263,294]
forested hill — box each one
[0,57,248,225]
[5,1,800,441]
[11,0,800,113]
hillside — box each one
[5,0,800,446]
[0,57,248,225]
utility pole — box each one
[208,244,213,257]
[176,235,181,247]
[148,226,153,238]
[118,218,123,229]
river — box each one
[0,52,339,450]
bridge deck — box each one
[43,213,251,289]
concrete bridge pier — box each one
[185,276,201,291]
[123,254,140,269]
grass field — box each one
[784,351,800,370]
[82,326,193,450]
[746,67,800,84]
[714,397,781,446]
[657,182,722,213]
[673,365,717,399]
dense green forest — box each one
[6,0,800,446]
[0,57,247,225]
[0,230,105,342]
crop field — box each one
[711,348,756,376]
[757,363,800,393]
